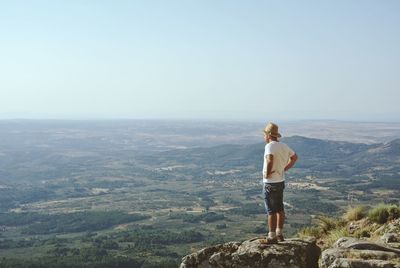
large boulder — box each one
[321,237,400,268]
[180,237,320,268]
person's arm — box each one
[266,154,275,178]
[284,153,298,172]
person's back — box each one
[263,141,294,183]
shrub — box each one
[326,228,349,247]
[387,205,400,221]
[354,228,371,238]
[343,205,369,221]
[317,216,343,234]
[298,226,322,239]
[297,216,344,239]
[367,203,400,224]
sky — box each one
[1,0,399,121]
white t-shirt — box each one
[263,141,295,183]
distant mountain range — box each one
[1,134,399,188]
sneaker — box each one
[259,236,278,248]
[277,234,284,242]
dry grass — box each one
[298,226,322,239]
[317,215,345,234]
[368,203,400,224]
[326,228,349,247]
[297,204,400,249]
[343,205,369,221]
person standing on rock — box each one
[261,122,298,244]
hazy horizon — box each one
[1,1,400,121]
[1,117,400,124]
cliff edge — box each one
[180,236,320,268]
[180,204,400,268]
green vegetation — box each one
[325,227,350,246]
[368,203,400,224]
[0,253,145,268]
[0,224,196,267]
[343,205,369,221]
[1,211,150,234]
[169,212,224,223]
[0,188,54,212]
[298,215,345,241]
[0,212,48,226]
[119,227,204,246]
[316,216,345,234]
[29,211,148,235]
[222,196,242,206]
[229,203,264,216]
[298,203,400,248]
[286,196,338,214]
[298,226,321,239]
[1,122,400,267]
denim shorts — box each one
[263,181,285,214]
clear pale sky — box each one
[1,1,399,121]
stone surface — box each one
[348,218,371,235]
[382,233,400,243]
[321,237,400,268]
[180,237,320,268]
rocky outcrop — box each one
[180,237,320,268]
[181,216,400,268]
[321,237,400,268]
[380,218,400,249]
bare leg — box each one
[277,211,285,230]
[276,211,285,241]
[259,213,279,244]
[267,213,277,232]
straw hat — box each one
[263,122,281,138]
